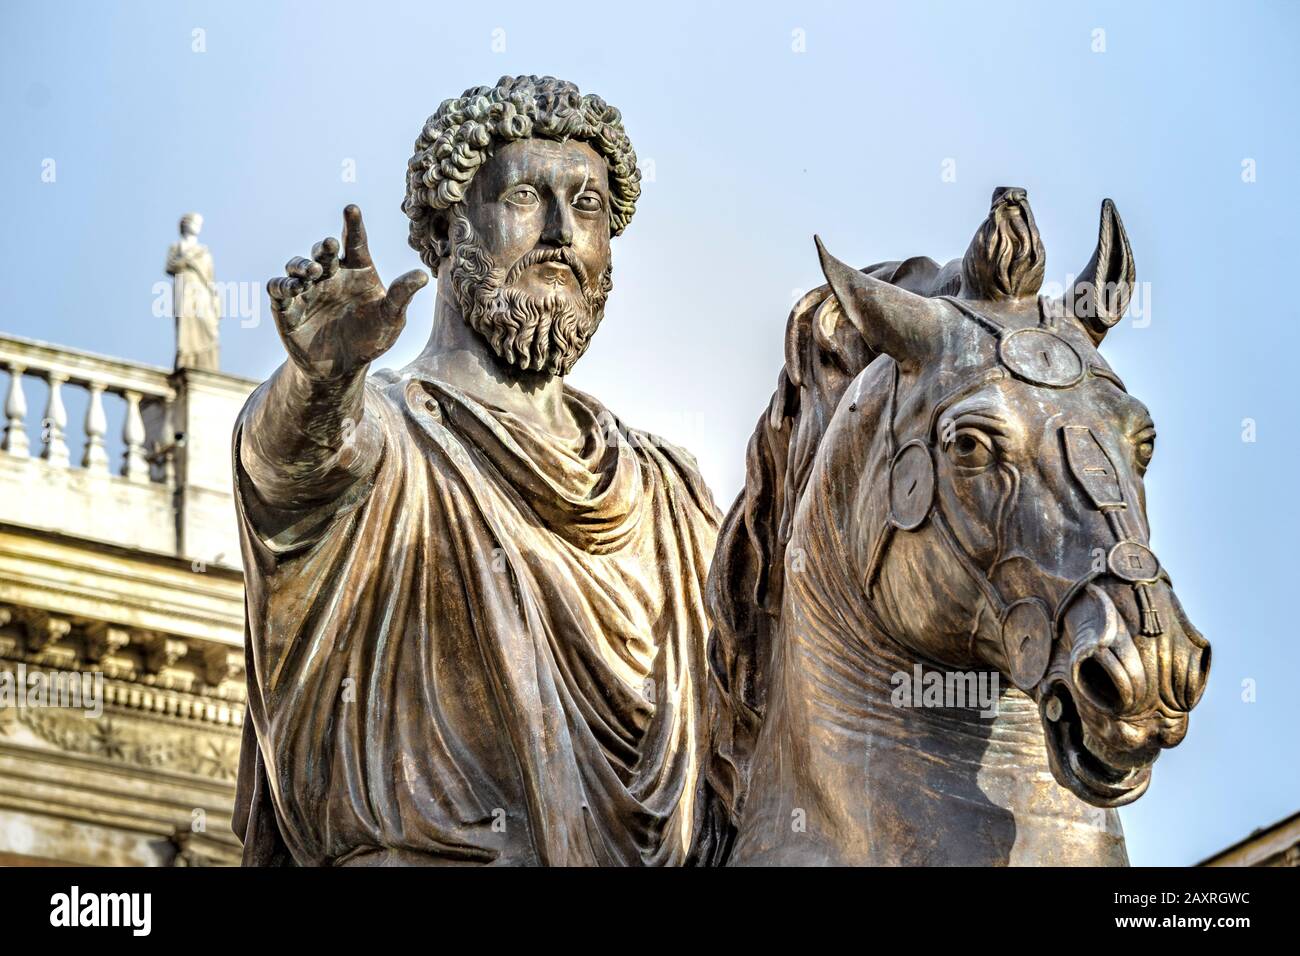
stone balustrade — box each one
[0,332,257,565]
[0,332,176,484]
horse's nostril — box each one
[1077,655,1125,714]
[1188,644,1211,707]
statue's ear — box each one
[431,209,452,257]
[814,236,953,369]
[1068,199,1135,344]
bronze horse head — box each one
[707,189,1209,864]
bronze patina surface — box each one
[235,76,727,866]
[706,189,1210,865]
[234,74,1207,866]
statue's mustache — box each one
[504,247,590,293]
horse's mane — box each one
[705,255,959,824]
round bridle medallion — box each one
[889,440,935,531]
[998,328,1085,388]
[1107,541,1161,583]
[1000,598,1053,691]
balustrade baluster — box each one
[40,373,70,467]
[121,390,149,482]
[82,381,110,474]
[2,363,29,457]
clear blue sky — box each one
[3,0,1296,865]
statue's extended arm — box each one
[238,205,427,511]
[239,361,379,508]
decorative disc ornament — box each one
[998,328,1085,388]
[1107,541,1160,583]
[1001,599,1053,691]
[889,440,935,531]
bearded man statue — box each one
[233,76,725,866]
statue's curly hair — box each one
[403,75,641,270]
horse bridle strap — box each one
[860,296,1166,692]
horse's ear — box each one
[814,236,950,367]
[1069,199,1135,344]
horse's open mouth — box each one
[1041,685,1152,807]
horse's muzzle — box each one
[1039,581,1210,806]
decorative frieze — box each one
[7,705,240,781]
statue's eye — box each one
[505,186,540,207]
[573,192,604,213]
[948,429,995,470]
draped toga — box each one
[232,369,723,866]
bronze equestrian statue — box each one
[706,189,1210,865]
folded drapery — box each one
[233,369,722,866]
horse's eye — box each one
[949,429,995,469]
[1133,426,1156,471]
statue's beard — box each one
[961,199,1046,300]
[448,212,612,376]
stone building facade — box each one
[1200,812,1300,867]
[0,331,255,866]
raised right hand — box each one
[267,204,428,382]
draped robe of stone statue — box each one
[233,370,720,865]
[165,213,221,370]
[234,76,735,866]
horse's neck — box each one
[735,594,1127,865]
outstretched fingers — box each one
[268,256,322,325]
[312,236,340,279]
[267,275,304,303]
[286,256,323,282]
[267,274,306,334]
[341,204,373,269]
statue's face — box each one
[463,138,612,301]
[446,138,615,376]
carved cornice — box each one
[201,646,244,686]
[142,633,189,674]
[16,609,72,653]
[84,621,130,662]
[0,605,247,722]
